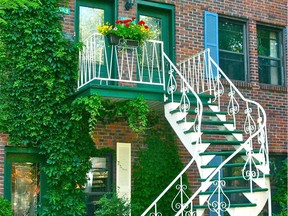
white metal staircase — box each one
[77,36,271,215]
[142,50,271,216]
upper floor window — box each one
[219,18,247,81]
[257,26,283,85]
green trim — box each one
[137,0,175,63]
[4,146,46,209]
[199,150,260,156]
[199,140,244,145]
[76,84,165,101]
[185,129,244,135]
[200,174,270,182]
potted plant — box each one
[98,17,153,46]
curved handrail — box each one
[141,53,204,215]
[174,50,269,215]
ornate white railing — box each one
[78,33,165,89]
[177,49,269,167]
[142,49,270,215]
[141,53,204,215]
[78,37,270,214]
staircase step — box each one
[185,129,244,135]
[189,110,228,116]
[200,174,270,182]
[199,187,268,195]
[193,203,257,209]
[177,119,234,125]
[200,140,244,145]
[167,92,214,100]
[168,101,218,112]
[199,150,260,156]
[201,162,253,169]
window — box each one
[219,18,247,81]
[257,26,283,85]
[85,155,113,216]
[4,147,46,216]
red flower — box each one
[132,16,136,20]
[125,23,130,27]
[138,20,145,26]
[115,20,120,24]
[144,25,149,29]
[123,19,131,23]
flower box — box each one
[98,17,152,46]
[107,34,139,47]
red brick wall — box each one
[0,133,8,196]
[1,0,286,200]
[62,0,287,154]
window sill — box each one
[259,83,287,92]
[221,79,253,89]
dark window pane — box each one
[219,18,246,81]
[220,51,245,81]
[257,28,279,58]
[257,26,282,85]
[258,57,281,85]
[219,19,244,53]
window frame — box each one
[257,24,285,86]
[218,16,249,82]
[4,146,47,214]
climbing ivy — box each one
[0,0,149,215]
[131,119,189,215]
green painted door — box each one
[76,0,115,87]
[138,2,175,90]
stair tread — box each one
[201,162,258,168]
[168,102,217,113]
[185,129,244,134]
[201,140,244,145]
[199,187,268,195]
[189,110,227,115]
[177,119,234,125]
[167,92,214,99]
[194,203,257,209]
[199,150,260,156]
[200,174,270,182]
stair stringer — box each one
[164,102,204,156]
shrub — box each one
[0,196,12,216]
[94,193,130,216]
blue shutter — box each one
[204,11,219,64]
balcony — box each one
[77,33,167,102]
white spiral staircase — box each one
[77,36,271,216]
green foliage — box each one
[0,0,92,215]
[94,193,130,216]
[272,157,288,216]
[131,121,189,215]
[0,0,150,215]
[0,0,39,24]
[0,196,12,216]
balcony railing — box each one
[78,33,166,90]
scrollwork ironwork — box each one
[227,90,239,116]
[207,179,230,214]
[244,107,257,134]
[242,151,260,180]
[167,69,177,95]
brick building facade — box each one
[0,0,287,215]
